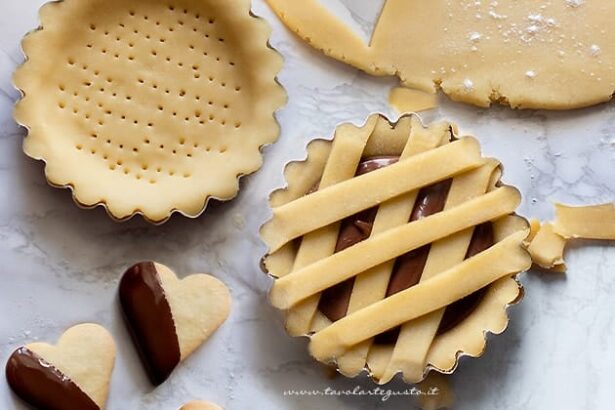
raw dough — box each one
[309,231,529,361]
[526,220,567,271]
[267,0,615,109]
[262,114,530,383]
[553,203,615,239]
[525,203,614,271]
[336,120,452,378]
[388,87,437,114]
[262,137,484,252]
[15,0,286,222]
[380,159,500,384]
[270,187,522,309]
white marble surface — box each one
[0,1,614,409]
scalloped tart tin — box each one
[260,113,531,383]
[14,0,286,223]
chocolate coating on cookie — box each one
[119,261,180,385]
[6,347,99,410]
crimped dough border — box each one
[14,0,286,223]
[262,113,529,381]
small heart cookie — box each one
[5,323,116,410]
[119,262,231,385]
[180,400,224,410]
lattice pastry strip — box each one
[335,118,451,375]
[261,114,531,383]
[340,158,501,379]
[289,117,452,340]
[364,215,528,381]
[284,116,378,336]
[261,136,484,252]
[379,159,501,383]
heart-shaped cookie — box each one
[5,323,116,410]
[180,400,224,410]
[119,262,231,385]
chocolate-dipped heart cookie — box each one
[119,261,231,385]
[5,323,116,410]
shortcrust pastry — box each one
[261,114,531,383]
[15,0,285,222]
[267,0,615,109]
[527,203,615,271]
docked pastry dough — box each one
[267,0,615,109]
[261,114,531,384]
[15,0,285,222]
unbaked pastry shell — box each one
[14,0,286,223]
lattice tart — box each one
[14,0,286,223]
[261,114,531,383]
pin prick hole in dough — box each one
[17,0,286,221]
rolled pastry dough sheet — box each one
[526,203,614,271]
[15,0,286,222]
[268,0,615,109]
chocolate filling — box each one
[5,346,99,410]
[437,222,493,335]
[119,261,181,385]
[316,156,493,342]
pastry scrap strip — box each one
[266,0,371,72]
[553,203,615,240]
[270,186,520,309]
[309,231,529,361]
[525,203,614,271]
[527,220,567,271]
[388,87,438,114]
[262,137,484,252]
